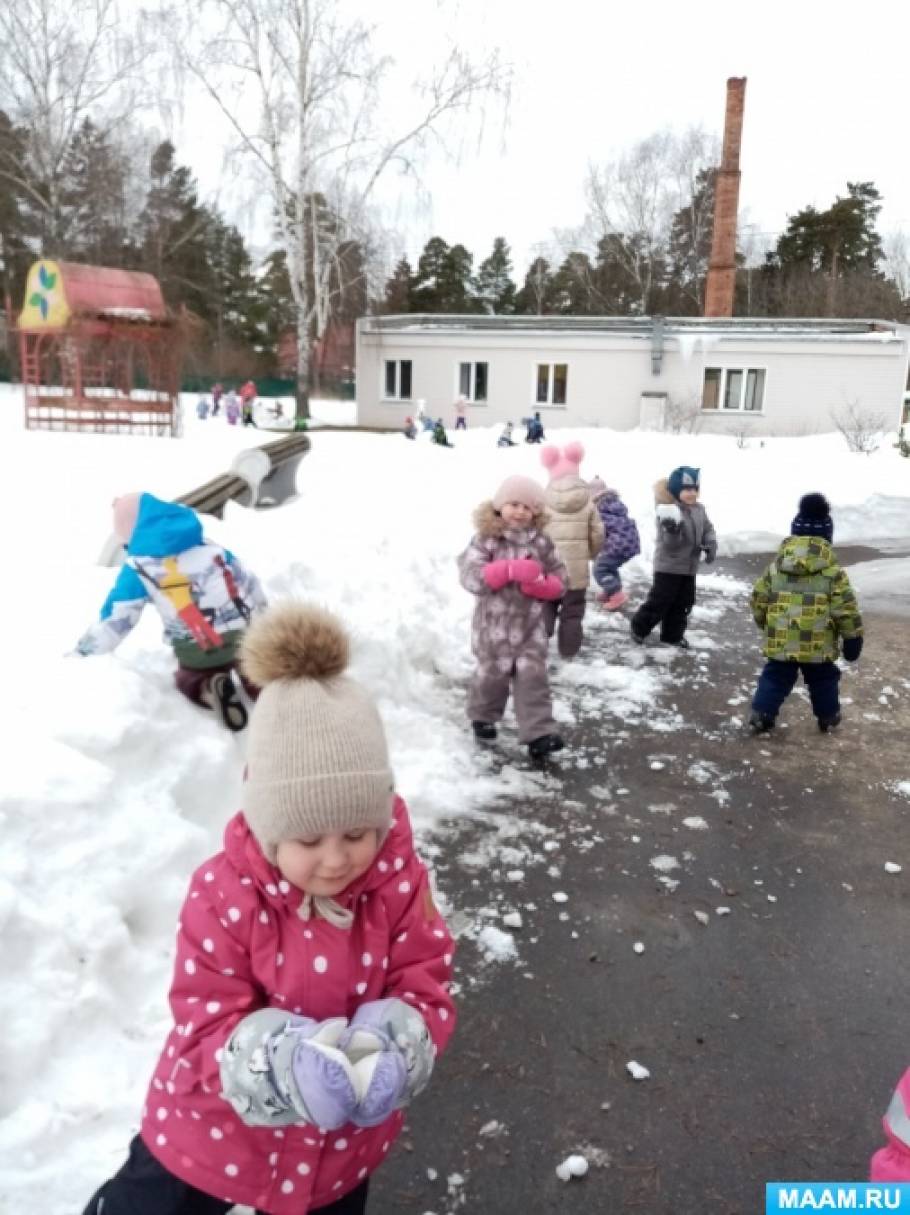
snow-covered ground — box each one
[1,382,908,1213]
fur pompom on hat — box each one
[791,492,833,543]
[541,442,585,483]
[239,602,394,860]
[492,474,545,512]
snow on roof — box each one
[362,313,908,344]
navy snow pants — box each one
[752,658,841,722]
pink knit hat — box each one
[541,442,585,482]
[493,474,545,512]
[112,493,142,544]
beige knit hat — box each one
[239,602,394,860]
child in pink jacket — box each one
[82,602,456,1215]
[870,1067,910,1181]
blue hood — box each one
[127,494,203,557]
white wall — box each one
[356,323,908,437]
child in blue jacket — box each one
[75,493,267,729]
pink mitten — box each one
[520,575,563,601]
[508,558,542,583]
[483,561,511,591]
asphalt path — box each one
[372,550,909,1215]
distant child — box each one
[458,475,568,759]
[588,476,640,610]
[497,422,516,448]
[525,412,545,443]
[432,419,453,447]
[82,602,456,1215]
[454,396,468,430]
[871,1066,910,1181]
[403,416,417,440]
[540,443,604,659]
[224,390,241,425]
[631,465,716,649]
[211,381,224,416]
[75,493,267,730]
[195,395,210,421]
[749,493,862,734]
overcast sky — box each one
[182,0,910,279]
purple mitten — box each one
[340,999,435,1120]
[271,1017,359,1130]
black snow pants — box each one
[631,572,696,644]
[83,1135,370,1215]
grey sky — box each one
[182,0,910,278]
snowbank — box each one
[1,384,908,1212]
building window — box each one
[702,367,765,412]
[458,361,488,402]
[536,363,568,406]
[384,359,412,401]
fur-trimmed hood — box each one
[473,499,549,538]
[653,478,676,506]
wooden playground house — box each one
[17,260,185,435]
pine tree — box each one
[138,140,212,318]
[412,236,451,310]
[475,237,516,313]
[383,257,414,312]
[514,256,558,315]
[58,119,133,265]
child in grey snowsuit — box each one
[630,465,716,648]
[457,475,568,759]
[588,476,640,610]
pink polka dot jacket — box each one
[140,797,456,1213]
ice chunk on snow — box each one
[884,862,902,875]
[555,1153,589,1181]
[502,911,523,929]
[626,1061,650,1081]
[715,906,731,916]
[552,891,569,903]
[633,941,645,954]
[683,816,709,830]
[477,926,517,961]
[650,854,680,873]
[693,911,710,926]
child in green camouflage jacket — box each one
[749,493,863,735]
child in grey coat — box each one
[630,465,717,648]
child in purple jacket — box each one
[589,477,640,610]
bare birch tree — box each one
[161,0,508,416]
[0,0,146,253]
[585,127,717,314]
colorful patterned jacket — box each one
[751,536,863,663]
[594,490,641,565]
[76,494,267,668]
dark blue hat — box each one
[667,466,700,500]
[791,492,833,543]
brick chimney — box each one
[704,76,746,317]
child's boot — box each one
[210,672,248,732]
[472,720,497,742]
[817,712,841,733]
[527,733,564,760]
[603,591,629,611]
[749,710,775,735]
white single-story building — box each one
[355,315,910,435]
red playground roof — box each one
[55,261,167,320]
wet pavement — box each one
[373,551,910,1215]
